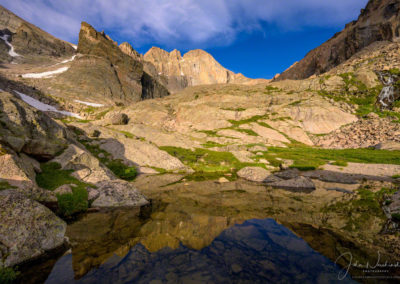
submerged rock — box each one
[237,167,271,183]
[91,180,149,208]
[0,190,67,267]
[271,176,316,191]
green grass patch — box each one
[201,141,225,148]
[36,162,91,217]
[79,140,137,181]
[78,137,137,180]
[235,128,259,136]
[0,266,19,284]
[159,146,265,179]
[82,106,96,114]
[264,85,281,94]
[392,174,400,179]
[198,130,222,137]
[288,100,303,106]
[0,181,16,191]
[221,107,246,112]
[228,114,268,126]
[258,146,400,171]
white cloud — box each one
[0,0,368,49]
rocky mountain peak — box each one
[277,0,400,80]
[144,46,255,92]
[119,42,142,61]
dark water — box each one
[44,218,354,284]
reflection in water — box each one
[45,218,355,283]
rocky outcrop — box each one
[0,91,68,160]
[315,117,400,149]
[91,180,148,208]
[144,47,251,92]
[278,0,400,80]
[0,190,67,267]
[51,144,115,184]
[119,42,142,61]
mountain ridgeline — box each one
[277,0,400,80]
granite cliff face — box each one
[49,22,169,104]
[277,0,400,80]
[144,47,250,92]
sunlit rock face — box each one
[143,47,252,92]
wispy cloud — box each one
[1,0,368,49]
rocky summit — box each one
[277,0,400,80]
[0,0,400,282]
[144,47,263,92]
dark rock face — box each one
[77,22,143,102]
[0,91,68,160]
[12,23,75,57]
[0,5,74,58]
[277,0,400,80]
[141,71,172,100]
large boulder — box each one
[0,91,68,160]
[51,144,115,184]
[0,190,67,267]
[98,138,191,172]
[91,180,148,208]
[237,167,271,183]
[104,112,129,125]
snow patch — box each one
[0,34,20,57]
[14,90,81,118]
[74,100,104,107]
[60,55,76,64]
[71,44,77,50]
[22,66,69,78]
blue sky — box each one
[1,0,368,79]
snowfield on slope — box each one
[14,90,81,118]
[74,100,104,107]
[22,66,70,78]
